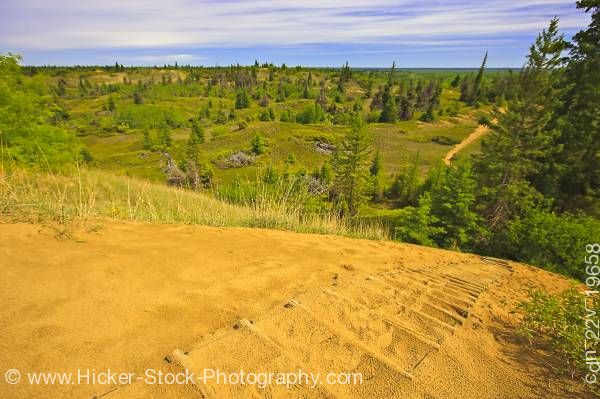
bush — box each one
[406,134,430,143]
[431,135,460,145]
[517,288,600,383]
[506,208,600,281]
[478,114,491,126]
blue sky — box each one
[0,0,591,67]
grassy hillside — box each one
[0,168,387,239]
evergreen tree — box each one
[332,116,372,215]
[474,19,566,231]
[394,193,444,247]
[133,91,143,104]
[549,1,600,214]
[235,89,250,109]
[379,85,397,122]
[450,74,461,88]
[251,133,267,155]
[419,104,435,123]
[142,129,152,150]
[191,119,205,143]
[185,129,199,164]
[159,125,172,147]
[429,162,483,250]
[399,89,416,120]
[107,96,116,112]
[472,51,488,103]
[370,150,383,200]
[388,61,397,86]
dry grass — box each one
[0,168,388,240]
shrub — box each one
[407,134,430,143]
[431,135,460,145]
[506,208,600,281]
[517,288,600,383]
[478,114,491,126]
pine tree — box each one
[235,89,250,109]
[142,129,152,150]
[472,52,488,103]
[191,119,205,143]
[159,125,172,147]
[450,74,461,88]
[429,162,483,250]
[251,133,267,155]
[332,116,372,215]
[549,1,600,214]
[186,129,199,164]
[379,85,397,122]
[474,19,566,231]
[133,91,143,104]
[388,61,397,86]
[107,96,116,112]
[370,150,383,200]
[394,193,444,247]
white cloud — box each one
[0,0,590,50]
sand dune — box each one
[0,220,588,398]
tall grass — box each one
[0,168,389,240]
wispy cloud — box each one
[0,0,590,66]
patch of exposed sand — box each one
[443,123,490,165]
[0,220,589,398]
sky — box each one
[0,0,591,68]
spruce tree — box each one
[235,89,250,109]
[379,85,397,122]
[333,116,373,215]
[191,119,205,143]
[474,19,566,231]
[429,162,483,250]
[549,1,600,214]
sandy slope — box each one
[0,220,590,398]
[443,124,490,165]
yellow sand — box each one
[0,220,589,398]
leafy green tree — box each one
[332,116,372,215]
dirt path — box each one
[0,220,588,398]
[443,123,490,165]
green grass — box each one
[48,68,490,188]
[0,168,389,240]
